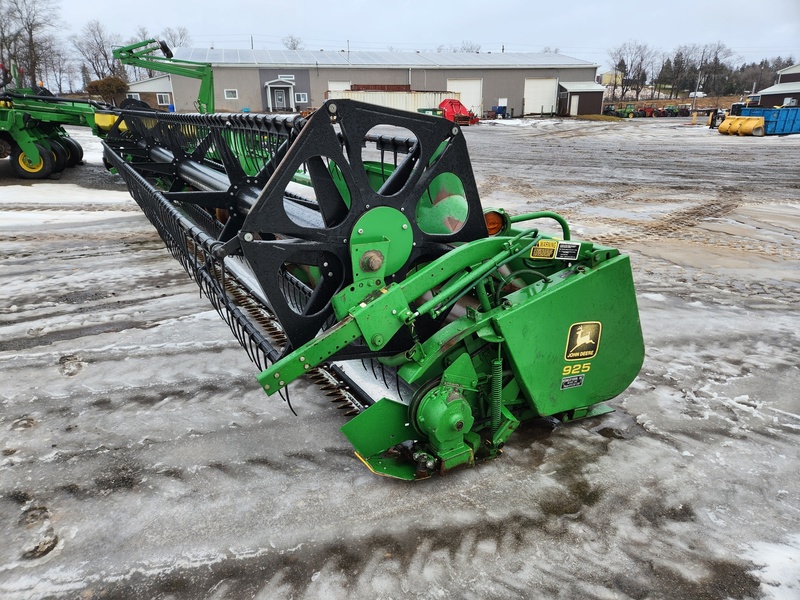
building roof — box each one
[559,81,605,93]
[757,81,800,95]
[172,48,598,69]
[777,64,800,76]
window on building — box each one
[224,89,239,100]
[295,92,308,103]
[156,93,170,105]
[278,74,295,81]
[126,93,140,100]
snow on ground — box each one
[0,120,798,599]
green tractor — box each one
[615,103,637,118]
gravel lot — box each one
[1,117,798,599]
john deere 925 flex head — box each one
[103,100,644,479]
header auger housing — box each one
[103,100,644,480]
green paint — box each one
[258,212,644,479]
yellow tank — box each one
[94,112,127,132]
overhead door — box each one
[326,81,351,100]
[524,78,558,115]
[447,79,483,116]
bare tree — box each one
[436,40,481,53]
[0,0,22,73]
[37,35,73,92]
[7,0,60,87]
[647,50,664,99]
[458,40,480,53]
[160,26,191,48]
[607,44,628,100]
[131,25,150,41]
[125,25,156,80]
[282,34,303,50]
[608,41,655,101]
[71,20,123,81]
[697,41,734,96]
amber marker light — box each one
[484,210,506,235]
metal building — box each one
[756,63,800,107]
[168,48,602,117]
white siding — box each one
[327,91,460,113]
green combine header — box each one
[99,99,644,479]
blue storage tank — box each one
[741,106,800,135]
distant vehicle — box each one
[730,94,761,116]
[689,92,707,98]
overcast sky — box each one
[59,0,799,70]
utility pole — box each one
[692,49,706,112]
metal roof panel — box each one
[172,48,597,69]
[758,81,800,95]
[559,81,605,92]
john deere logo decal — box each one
[565,322,601,360]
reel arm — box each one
[256,233,537,398]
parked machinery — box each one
[719,104,800,136]
[0,39,214,180]
[0,65,116,179]
[102,100,645,479]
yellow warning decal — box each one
[565,321,602,361]
[530,239,558,260]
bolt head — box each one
[359,250,384,273]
